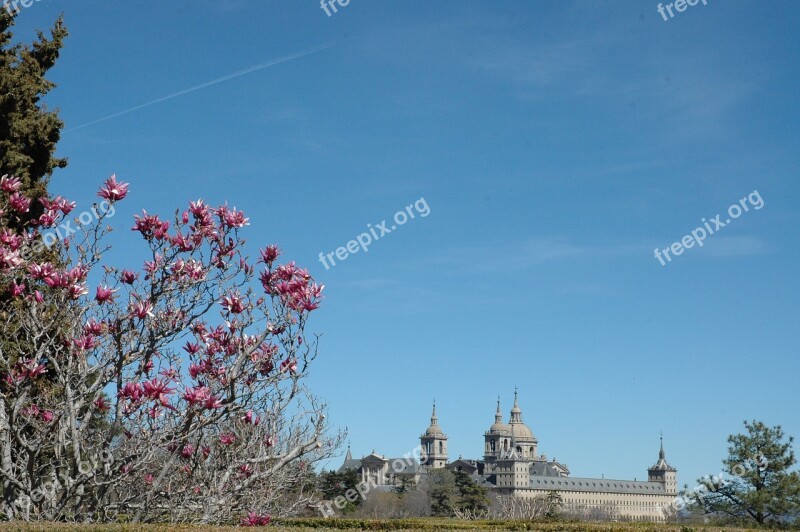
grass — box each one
[0,519,768,532]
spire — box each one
[510,387,523,423]
[431,399,438,426]
[649,432,676,472]
[495,395,503,423]
[345,444,352,462]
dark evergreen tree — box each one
[453,469,489,512]
[687,420,800,525]
[1,8,68,228]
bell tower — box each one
[420,400,448,468]
[648,434,678,495]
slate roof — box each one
[527,476,667,494]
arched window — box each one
[491,439,496,452]
[439,441,443,454]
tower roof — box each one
[489,396,511,433]
[507,388,537,442]
[424,400,444,436]
[649,434,677,472]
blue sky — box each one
[10,0,800,489]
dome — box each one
[423,401,444,436]
[488,397,511,434]
[510,422,536,441]
[507,389,537,442]
[425,424,444,436]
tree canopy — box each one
[688,420,800,525]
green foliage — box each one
[427,469,456,516]
[0,8,68,227]
[269,517,769,531]
[394,475,416,496]
[453,469,489,512]
[543,490,563,519]
[426,469,490,516]
[687,420,800,525]
[319,469,363,514]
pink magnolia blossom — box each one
[144,473,154,484]
[118,382,144,402]
[221,291,246,314]
[217,205,249,229]
[36,209,59,227]
[41,410,54,423]
[8,193,30,213]
[143,378,176,403]
[72,334,97,352]
[41,195,76,215]
[132,211,170,241]
[95,285,117,304]
[183,386,211,407]
[219,433,236,446]
[94,397,110,413]
[129,299,154,320]
[241,512,271,527]
[180,444,195,459]
[242,410,260,426]
[97,174,129,202]
[83,319,105,335]
[8,282,25,297]
[238,464,253,478]
[0,174,22,193]
[259,245,280,265]
[279,357,297,374]
[120,270,138,284]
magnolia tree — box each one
[0,174,342,524]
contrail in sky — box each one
[66,41,340,133]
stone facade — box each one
[340,390,678,522]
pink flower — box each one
[241,512,271,527]
[132,211,170,240]
[37,209,59,227]
[8,192,30,213]
[68,283,89,300]
[8,282,25,297]
[259,245,281,265]
[129,299,153,320]
[95,285,117,304]
[220,433,236,446]
[239,464,253,478]
[97,174,129,202]
[242,410,260,426]
[83,319,104,335]
[221,291,246,314]
[180,444,195,459]
[41,195,76,215]
[118,382,144,402]
[144,473,154,484]
[218,206,249,229]
[143,379,176,403]
[120,270,137,284]
[94,397,110,413]
[183,386,211,407]
[41,410,54,423]
[279,357,297,374]
[72,334,97,352]
[0,174,22,193]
